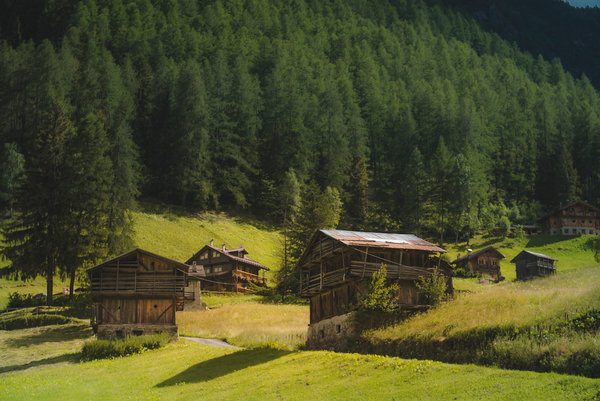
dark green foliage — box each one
[0,313,74,330]
[1,0,600,245]
[6,292,46,309]
[0,143,25,216]
[80,333,172,361]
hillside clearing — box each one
[0,335,598,400]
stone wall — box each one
[96,324,178,340]
[306,312,354,351]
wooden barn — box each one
[511,250,557,280]
[540,200,600,235]
[186,242,269,293]
[88,248,188,339]
[452,246,505,281]
[297,230,452,350]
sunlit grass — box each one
[444,234,598,282]
[132,209,283,283]
[369,265,600,341]
[1,339,598,400]
[178,302,309,349]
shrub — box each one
[359,265,399,313]
[415,269,447,306]
[7,292,45,308]
[81,333,172,361]
[0,314,73,330]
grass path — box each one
[0,336,598,400]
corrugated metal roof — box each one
[320,230,446,253]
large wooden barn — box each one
[451,246,505,281]
[540,200,600,235]
[297,230,452,350]
[88,248,188,339]
[186,242,269,293]
[511,250,557,280]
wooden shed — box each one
[88,248,188,339]
[452,246,505,281]
[297,230,451,350]
[511,250,557,280]
[186,242,269,293]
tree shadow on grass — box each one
[526,234,593,248]
[156,348,290,387]
[5,324,93,347]
[0,352,80,374]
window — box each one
[205,267,212,274]
[590,220,593,224]
[214,266,223,273]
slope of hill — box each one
[0,208,282,309]
[1,332,598,400]
[132,207,283,282]
[355,262,600,376]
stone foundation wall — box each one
[96,324,178,340]
[306,312,354,351]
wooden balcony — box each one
[232,269,267,286]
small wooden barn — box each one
[88,248,188,339]
[297,230,451,350]
[452,246,505,281]
[186,242,269,293]
[511,250,557,280]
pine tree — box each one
[1,102,72,305]
[0,143,25,217]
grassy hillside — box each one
[1,328,599,400]
[355,263,600,376]
[132,207,283,283]
[444,234,599,282]
[0,208,282,309]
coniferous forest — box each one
[2,0,600,258]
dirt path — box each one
[181,336,243,349]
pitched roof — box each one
[540,200,600,221]
[186,245,269,270]
[87,248,190,273]
[510,250,557,263]
[452,246,505,264]
[319,229,446,253]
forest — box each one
[2,0,600,271]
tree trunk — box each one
[69,271,76,300]
[46,266,53,306]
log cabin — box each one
[452,246,505,281]
[511,250,557,280]
[88,248,188,339]
[297,229,452,350]
[540,200,600,235]
[185,242,269,293]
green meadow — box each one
[0,327,599,401]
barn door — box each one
[137,299,174,324]
[102,298,121,323]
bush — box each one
[81,333,172,361]
[415,269,448,306]
[0,314,73,330]
[7,292,45,308]
[359,265,399,313]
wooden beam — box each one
[153,303,174,324]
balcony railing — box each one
[232,269,267,285]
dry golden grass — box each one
[177,303,309,349]
[370,265,600,341]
